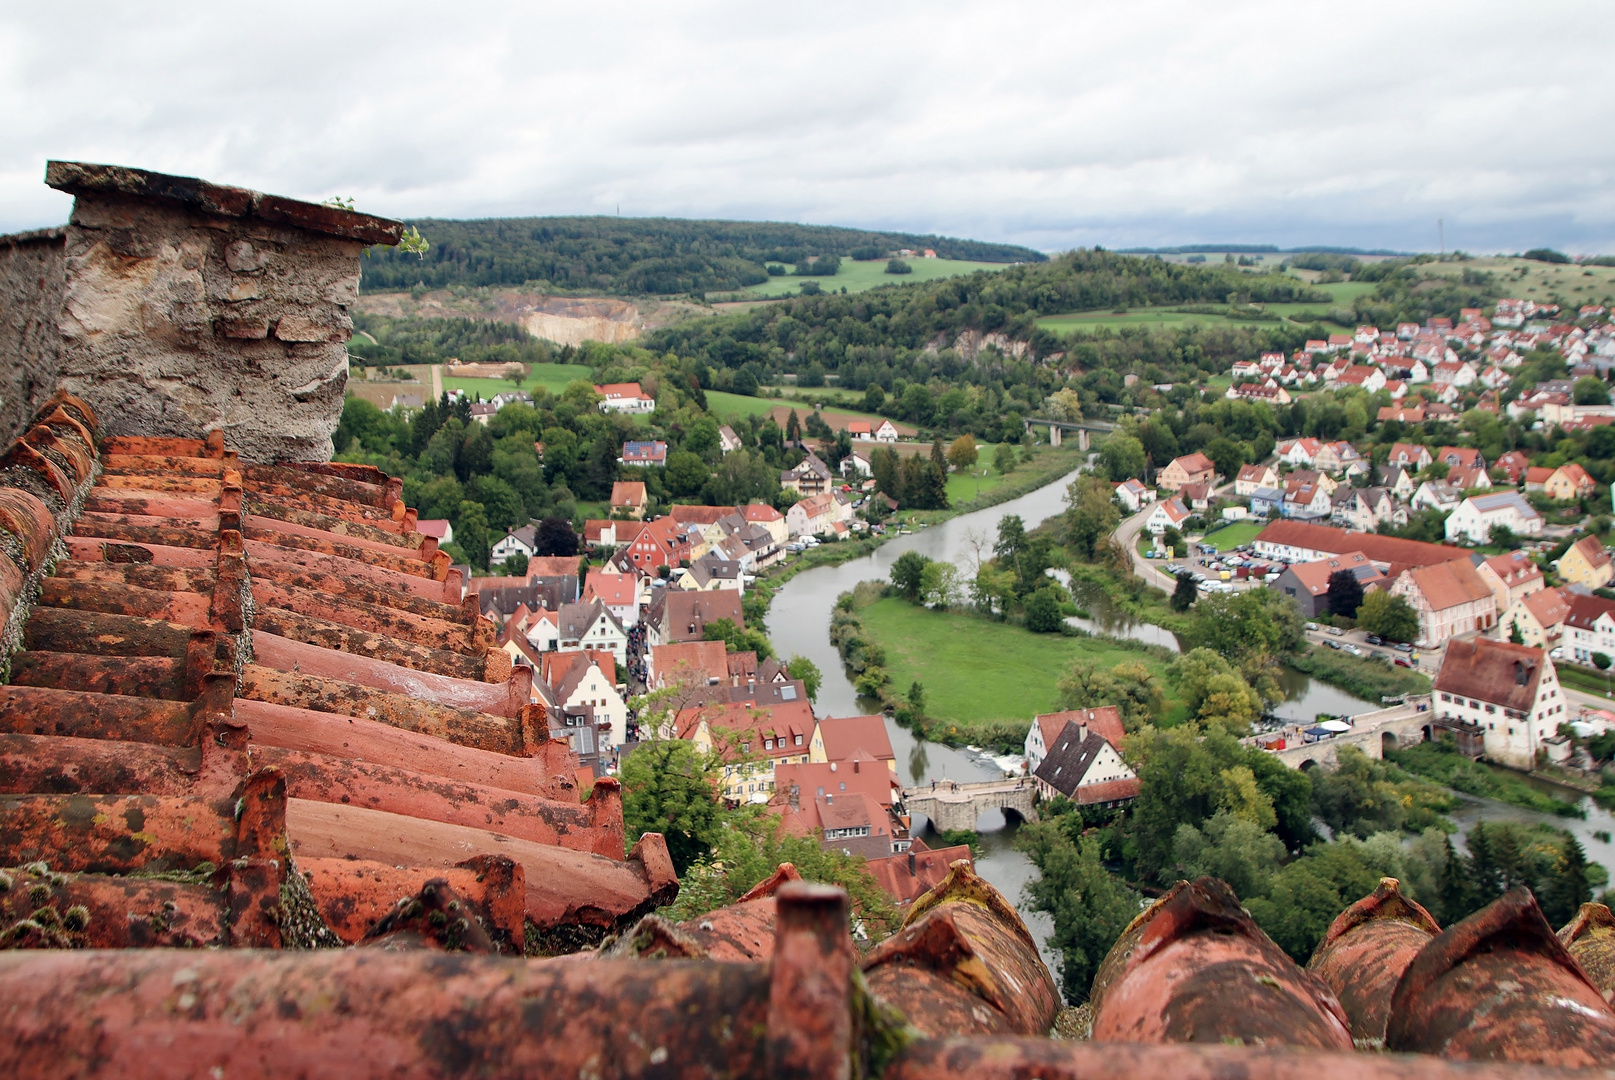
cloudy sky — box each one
[4,1,1613,253]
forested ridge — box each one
[358,216,1044,294]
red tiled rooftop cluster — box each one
[0,392,674,954]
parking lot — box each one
[1301,621,1436,670]
[1139,541,1278,595]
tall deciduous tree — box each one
[619,738,725,876]
[946,435,979,472]
[1326,569,1365,618]
[1356,590,1419,642]
[1171,570,1198,612]
[785,655,822,702]
[1099,434,1147,482]
[1065,475,1121,560]
[890,551,930,602]
[1017,823,1141,1003]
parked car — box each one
[1394,657,1414,668]
[1325,639,1342,650]
[1344,644,1364,657]
[1365,634,1384,646]
[1393,642,1413,653]
[1551,647,1564,660]
[1326,626,1345,637]
[1305,622,1320,632]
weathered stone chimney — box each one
[13,162,403,461]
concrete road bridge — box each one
[1254,697,1438,771]
[901,778,1038,833]
[1023,417,1115,450]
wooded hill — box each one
[359,216,1045,295]
[647,247,1329,372]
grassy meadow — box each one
[441,362,595,401]
[739,257,1011,299]
[856,597,1175,730]
[1034,279,1378,339]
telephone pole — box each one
[1438,218,1444,257]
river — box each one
[767,471,1373,975]
[765,469,1613,978]
[768,472,1086,972]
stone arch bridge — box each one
[1261,699,1437,772]
[901,778,1038,833]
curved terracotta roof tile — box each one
[1387,887,1615,1065]
[1308,877,1441,1046]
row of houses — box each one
[1256,519,1613,649]
[1224,308,1615,430]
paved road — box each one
[1114,505,1173,592]
[1303,624,1437,673]
[1566,683,1615,714]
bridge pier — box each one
[1049,425,1061,447]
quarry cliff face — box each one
[354,287,706,348]
[3,162,404,462]
[519,296,642,346]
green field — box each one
[1035,307,1253,335]
[1417,256,1615,310]
[943,444,1019,505]
[703,392,897,430]
[857,597,1173,728]
[1036,280,1375,339]
[703,391,785,420]
[1200,520,1263,551]
[442,362,595,401]
[739,258,1010,299]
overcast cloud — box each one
[3,1,1612,253]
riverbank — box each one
[1287,646,1432,703]
[831,587,1179,753]
[1388,741,1584,817]
[749,447,1086,635]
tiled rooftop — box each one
[0,393,674,955]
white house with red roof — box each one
[594,382,656,414]
[1144,497,1190,535]
[1025,707,1125,774]
[1278,438,1321,467]
[1113,478,1156,513]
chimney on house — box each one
[1516,660,1530,686]
[34,161,405,461]
[908,850,916,876]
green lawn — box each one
[704,391,785,420]
[1200,520,1263,551]
[703,392,898,429]
[739,258,1010,299]
[944,444,1014,505]
[857,597,1173,728]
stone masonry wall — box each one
[0,228,67,444]
[46,162,402,463]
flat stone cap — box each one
[46,161,404,246]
